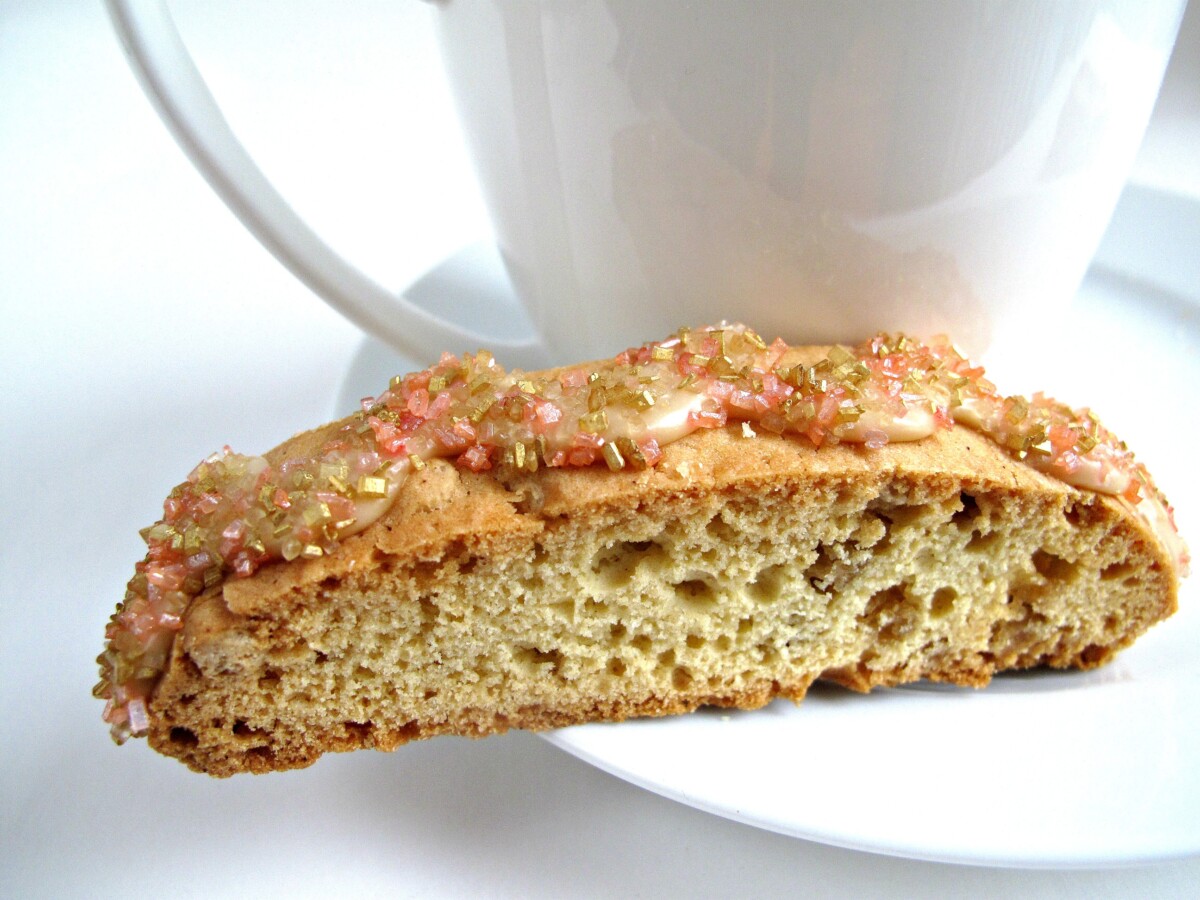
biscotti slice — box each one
[97,325,1186,776]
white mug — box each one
[108,0,1185,366]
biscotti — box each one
[96,325,1186,776]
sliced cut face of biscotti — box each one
[96,326,1184,776]
[149,424,1175,776]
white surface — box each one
[434,0,1188,361]
[105,0,546,364]
[2,0,1199,896]
[109,0,1187,366]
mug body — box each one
[436,0,1184,361]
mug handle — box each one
[106,0,548,367]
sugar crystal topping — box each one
[97,324,1186,743]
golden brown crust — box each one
[143,363,1178,777]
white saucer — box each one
[335,184,1200,867]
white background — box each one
[2,1,1198,895]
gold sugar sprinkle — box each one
[633,389,655,409]
[651,345,674,361]
[588,386,607,412]
[616,437,644,469]
[835,403,864,424]
[828,345,854,366]
[602,440,625,471]
[147,523,175,542]
[580,409,608,433]
[183,525,203,553]
[469,396,496,422]
[357,475,388,498]
[1006,397,1028,423]
[302,503,331,526]
[711,355,736,376]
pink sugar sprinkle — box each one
[127,698,149,735]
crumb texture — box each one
[148,427,1176,776]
